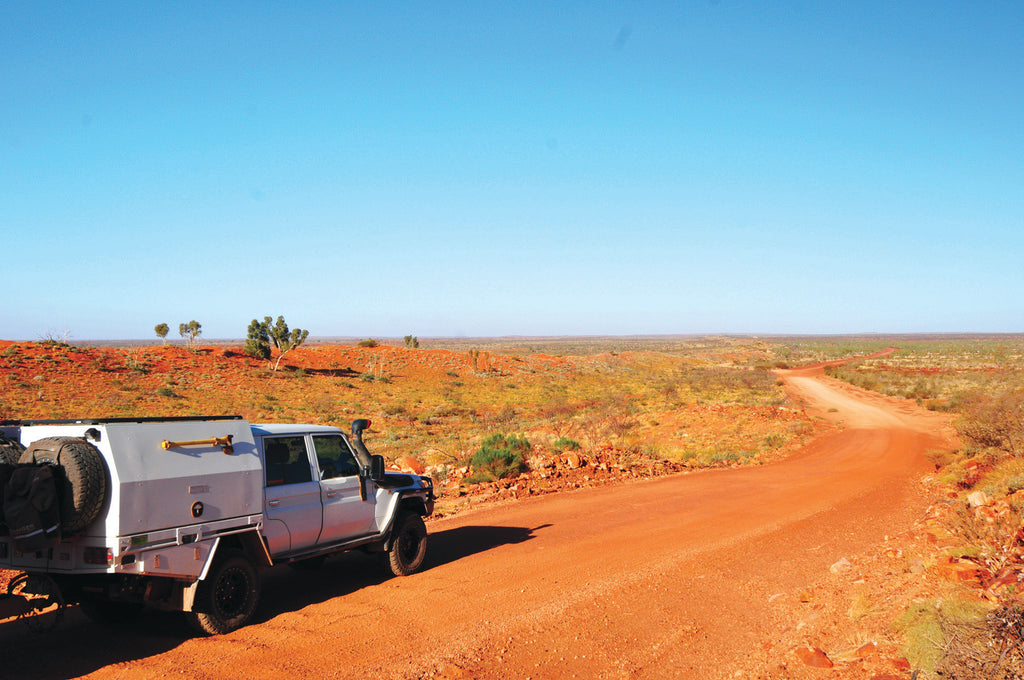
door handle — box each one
[325,491,338,498]
[267,500,281,507]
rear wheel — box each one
[186,550,260,635]
[385,512,427,577]
[19,437,108,534]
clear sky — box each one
[3,2,1022,341]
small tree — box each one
[245,316,309,370]
[268,316,309,371]
[154,323,169,344]
[404,335,419,349]
[178,320,202,351]
[244,318,272,360]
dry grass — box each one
[0,339,804,469]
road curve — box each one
[0,367,955,680]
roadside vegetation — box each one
[818,337,1024,678]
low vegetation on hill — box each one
[0,338,809,486]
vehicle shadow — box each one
[254,523,550,620]
[424,523,551,569]
[0,605,190,679]
[0,524,550,679]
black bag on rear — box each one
[3,463,62,551]
[0,462,12,535]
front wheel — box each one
[385,512,427,577]
[186,550,260,635]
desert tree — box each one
[268,316,309,371]
[404,335,419,349]
[154,323,169,344]
[246,316,309,370]
[178,320,202,351]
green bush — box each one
[358,339,379,348]
[465,433,531,484]
[552,436,581,451]
[244,319,271,360]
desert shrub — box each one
[552,436,581,451]
[383,402,407,417]
[124,350,150,374]
[464,433,530,484]
[957,389,1024,457]
[156,386,177,398]
[897,596,1023,679]
[244,319,271,360]
[488,404,517,426]
[358,339,379,348]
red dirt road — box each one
[0,366,954,680]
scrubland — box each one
[0,337,809,477]
[5,334,1024,676]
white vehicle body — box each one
[0,415,433,634]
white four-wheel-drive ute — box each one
[0,415,434,634]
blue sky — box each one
[3,2,1022,341]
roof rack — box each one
[0,415,243,426]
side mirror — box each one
[368,454,385,482]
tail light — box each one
[83,546,113,566]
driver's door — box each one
[313,433,378,543]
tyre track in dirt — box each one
[0,366,954,680]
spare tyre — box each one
[0,434,24,466]
[20,437,108,534]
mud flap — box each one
[182,579,201,612]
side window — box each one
[312,435,362,480]
[263,436,313,487]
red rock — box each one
[935,560,986,584]
[394,456,425,474]
[561,452,585,469]
[855,641,878,658]
[796,647,833,668]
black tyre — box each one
[187,550,260,635]
[19,437,108,534]
[386,512,427,577]
[79,600,144,625]
[0,434,24,466]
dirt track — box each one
[0,365,955,679]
